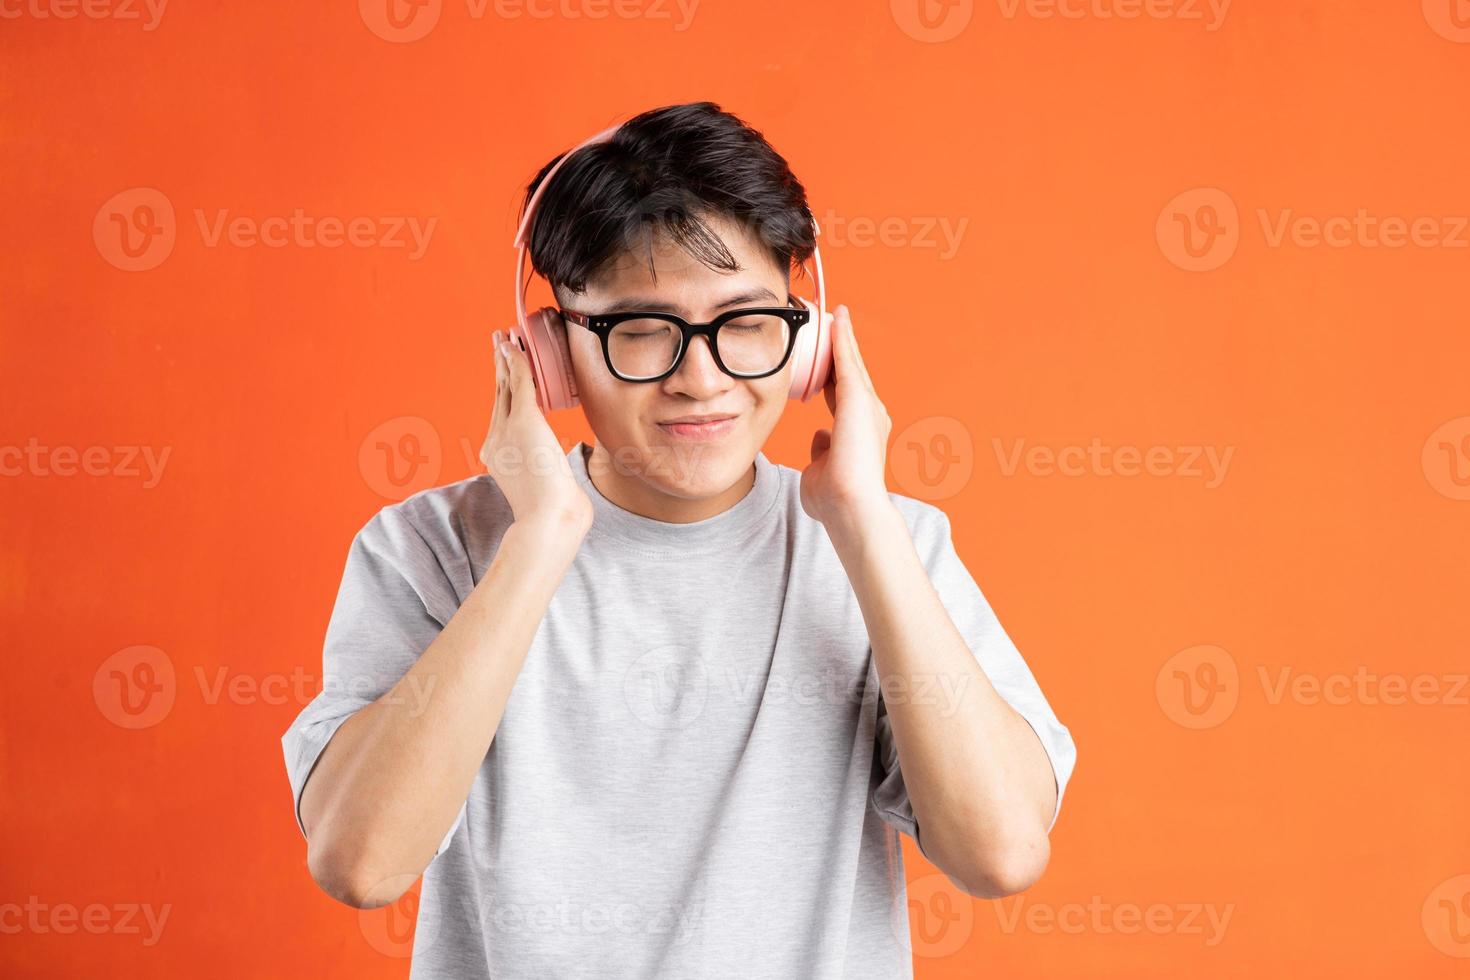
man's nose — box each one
[665,335,730,393]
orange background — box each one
[3,1,1469,976]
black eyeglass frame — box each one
[559,297,812,383]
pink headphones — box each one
[509,120,834,413]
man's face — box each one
[559,211,792,515]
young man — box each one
[281,101,1076,978]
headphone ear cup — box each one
[787,299,834,402]
[510,307,579,412]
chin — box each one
[669,448,734,493]
[650,442,745,497]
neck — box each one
[583,441,756,524]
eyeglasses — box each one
[559,297,811,383]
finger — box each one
[840,306,876,393]
[501,335,535,417]
[492,337,510,425]
[834,307,858,379]
[830,305,858,383]
[490,330,503,393]
[482,339,509,470]
[810,427,832,462]
[493,340,511,414]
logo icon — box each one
[359,416,443,501]
[623,645,710,731]
[1423,875,1470,957]
[93,645,177,729]
[890,416,974,501]
[360,875,443,957]
[1422,416,1470,501]
[1156,644,1239,729]
[360,0,442,42]
[94,188,176,272]
[893,871,974,957]
[1157,188,1240,272]
[1423,0,1470,42]
[891,0,974,42]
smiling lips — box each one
[657,414,738,440]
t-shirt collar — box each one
[567,441,781,554]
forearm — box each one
[301,513,586,907]
[827,502,1056,897]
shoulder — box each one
[761,457,953,548]
[349,474,515,602]
[885,490,952,539]
[360,472,509,541]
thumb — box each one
[500,336,533,411]
[810,427,832,462]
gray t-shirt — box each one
[282,440,1076,978]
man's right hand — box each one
[480,329,593,534]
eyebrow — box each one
[592,286,783,316]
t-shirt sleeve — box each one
[870,502,1077,848]
[280,504,468,862]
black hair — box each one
[519,101,816,304]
